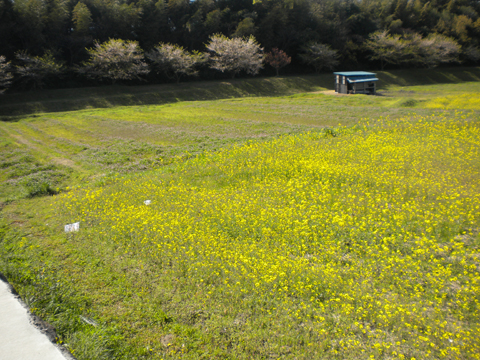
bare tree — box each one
[15,51,64,89]
[265,48,291,76]
[78,39,149,82]
[146,43,207,83]
[300,42,339,73]
[206,34,264,79]
[0,56,13,94]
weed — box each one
[23,176,58,197]
[399,99,419,107]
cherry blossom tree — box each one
[146,43,206,83]
[78,39,149,82]
[417,33,461,68]
[366,31,460,69]
[206,34,264,79]
[15,51,64,89]
[365,30,405,70]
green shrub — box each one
[23,176,57,197]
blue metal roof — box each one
[334,71,376,76]
[347,77,379,83]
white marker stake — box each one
[65,222,80,232]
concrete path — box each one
[0,277,71,360]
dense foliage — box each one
[0,0,479,88]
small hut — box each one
[334,71,379,95]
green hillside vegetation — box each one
[0,69,479,359]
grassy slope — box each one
[0,66,479,117]
[0,76,327,117]
[0,68,479,359]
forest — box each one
[1,0,480,90]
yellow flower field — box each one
[57,112,479,359]
[423,93,480,110]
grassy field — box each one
[0,68,479,359]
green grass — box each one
[1,67,479,117]
[0,68,479,359]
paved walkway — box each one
[0,277,71,360]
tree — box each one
[0,0,18,59]
[366,31,461,69]
[206,34,264,78]
[463,45,480,64]
[88,1,142,42]
[365,30,406,70]
[204,9,226,34]
[265,48,291,76]
[299,42,339,72]
[42,0,69,43]
[136,0,171,49]
[78,39,149,82]
[72,2,92,35]
[146,43,207,83]
[416,33,461,68]
[233,18,256,38]
[452,14,473,43]
[0,56,13,94]
[15,51,64,89]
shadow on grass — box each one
[376,66,480,88]
[0,76,326,119]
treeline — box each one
[1,0,480,91]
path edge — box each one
[0,272,77,360]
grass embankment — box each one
[0,66,479,117]
[0,76,327,117]
[0,69,479,359]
